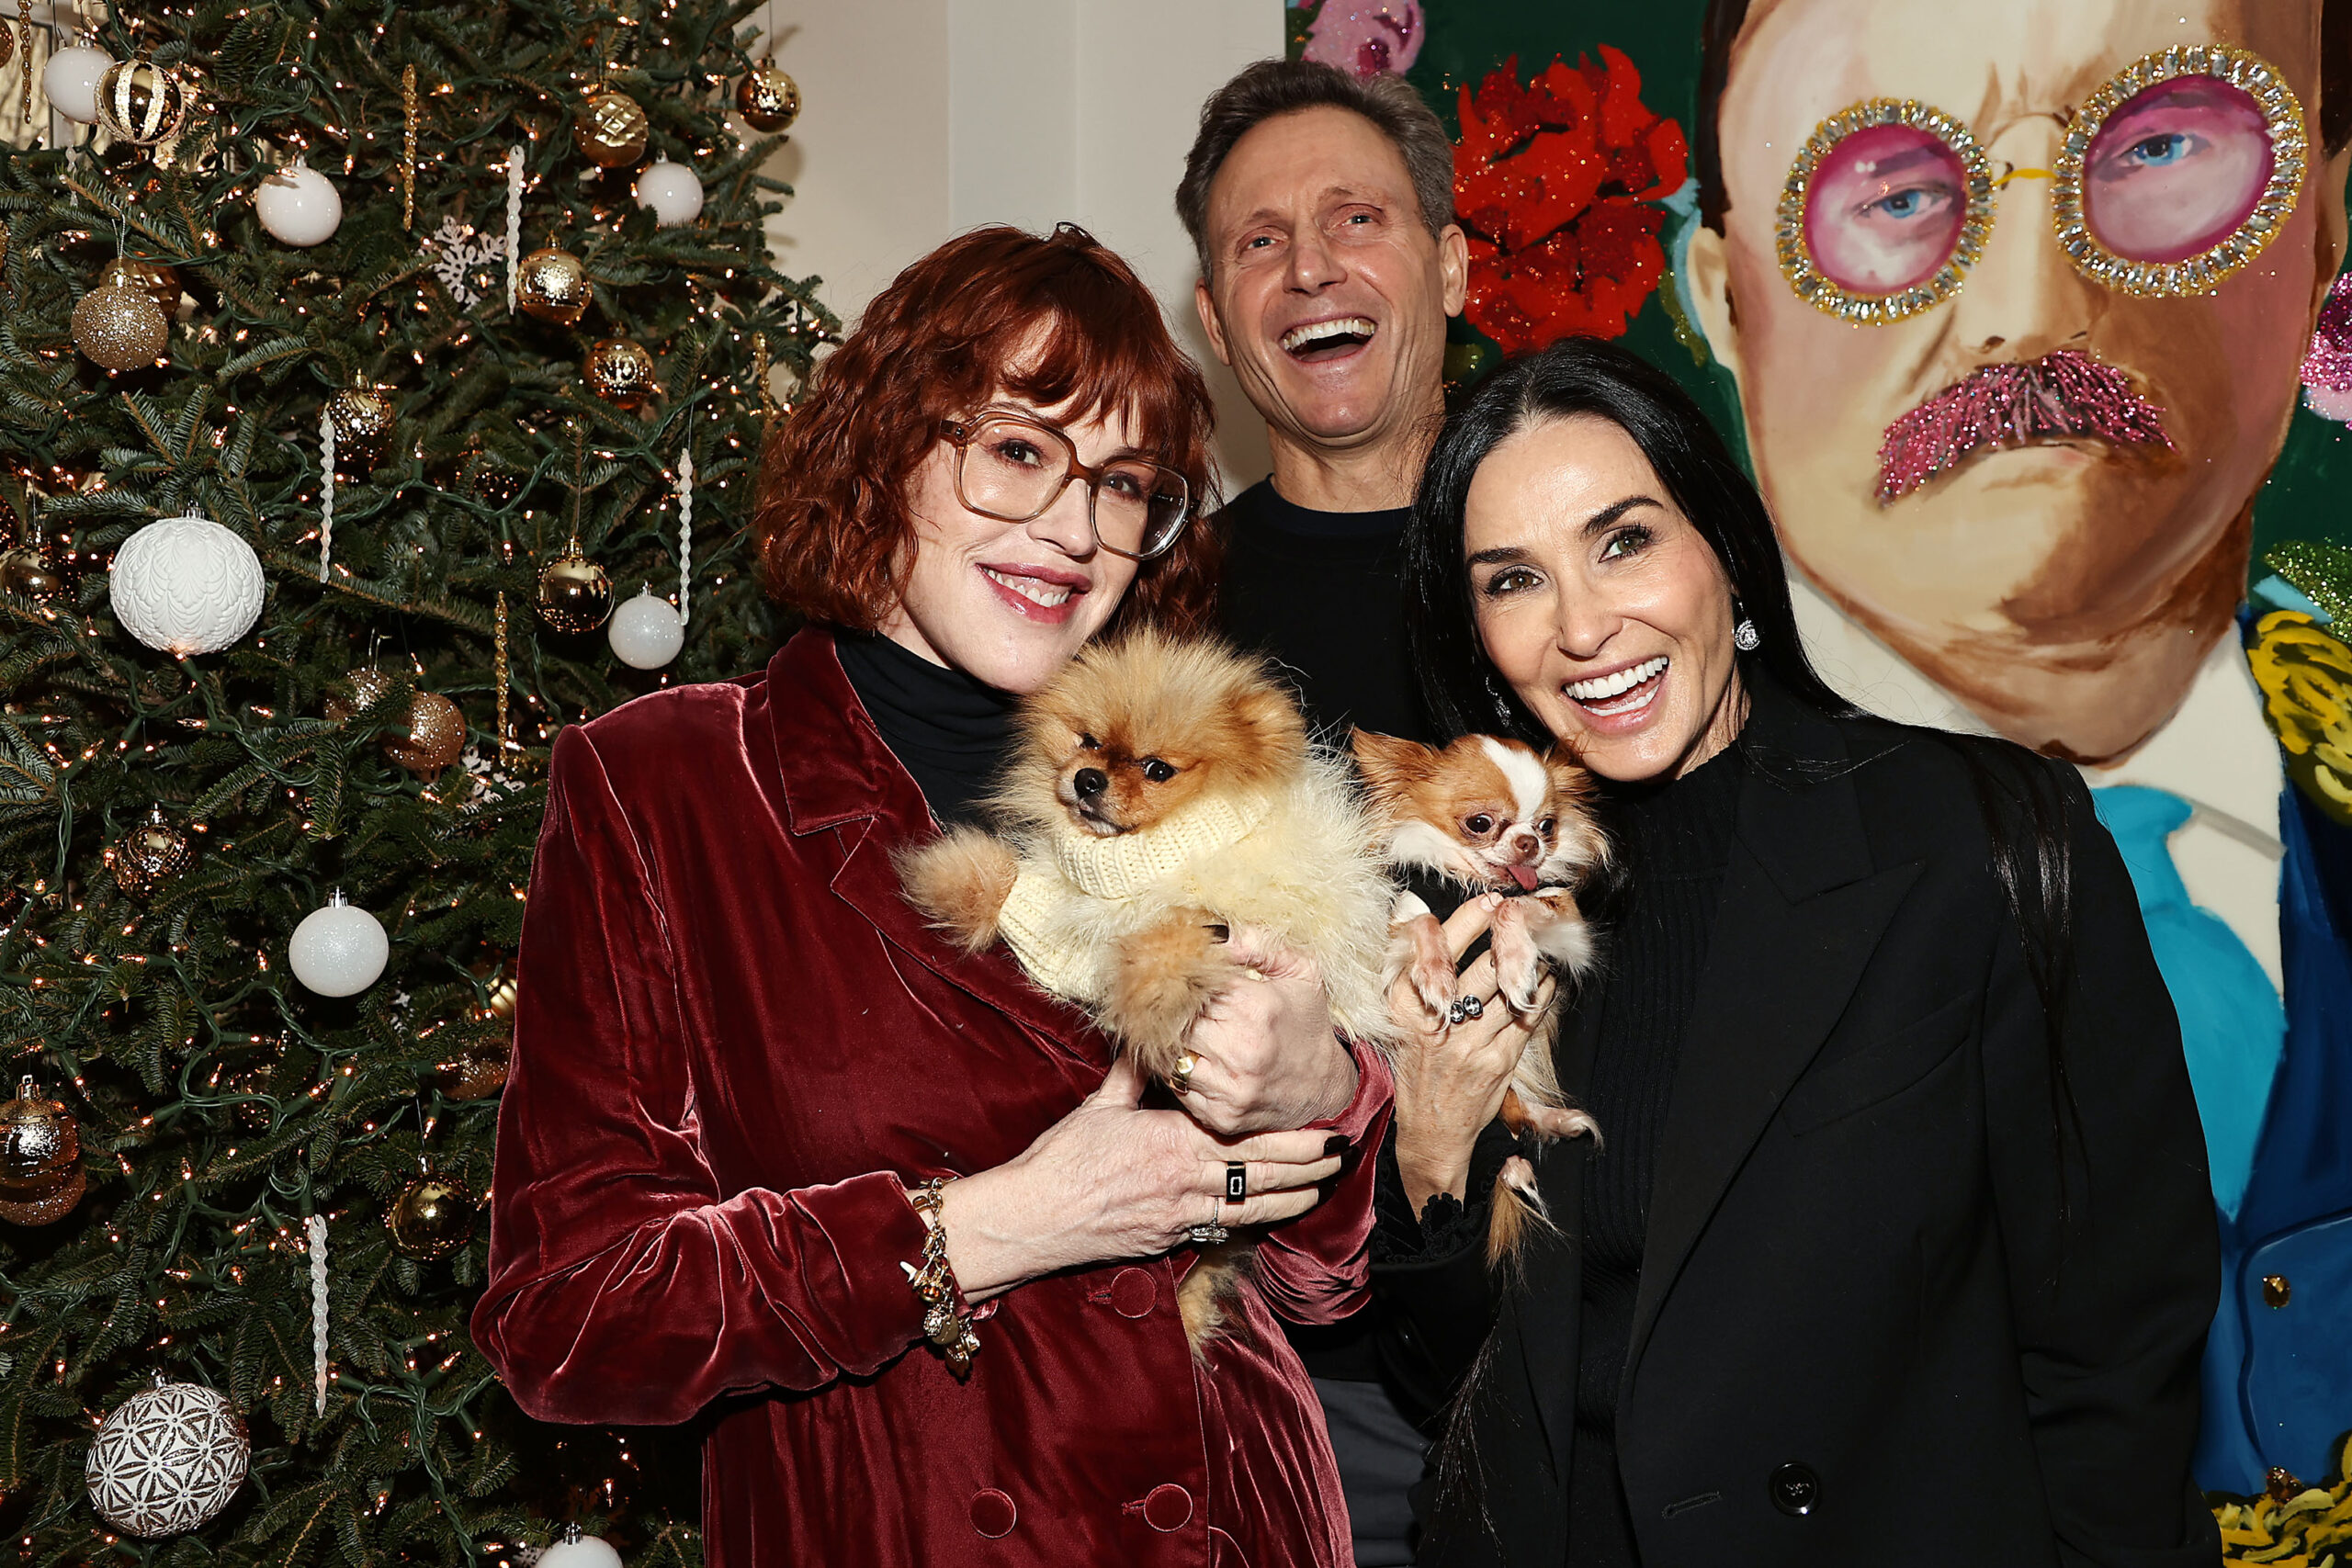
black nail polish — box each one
[1324,1135,1349,1156]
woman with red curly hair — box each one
[475,224,1393,1567]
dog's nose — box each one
[1074,768,1109,800]
[1508,830,1541,863]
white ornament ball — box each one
[44,43,114,125]
[288,891,389,998]
[540,1533,626,1568]
[108,513,266,658]
[633,158,704,227]
[608,586,684,669]
[254,159,344,248]
[85,1381,250,1538]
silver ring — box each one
[1447,995,1486,1024]
[1186,1222,1230,1246]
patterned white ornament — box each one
[108,513,266,657]
[306,1213,330,1416]
[85,1380,250,1538]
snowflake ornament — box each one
[421,217,509,309]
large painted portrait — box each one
[1297,0,2352,1501]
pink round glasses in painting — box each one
[1778,44,2308,321]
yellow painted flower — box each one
[2251,610,2352,829]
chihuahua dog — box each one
[1351,729,1610,1266]
[899,629,1397,1347]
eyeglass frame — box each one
[1775,43,2308,325]
[936,410,1193,562]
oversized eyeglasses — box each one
[939,413,1193,561]
[1777,44,2307,324]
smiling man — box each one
[1180,59,1468,748]
[1176,59,1469,1566]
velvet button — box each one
[1142,1483,1193,1532]
[970,1488,1017,1538]
[1109,1268,1157,1318]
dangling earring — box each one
[1732,598,1761,653]
[1483,669,1517,723]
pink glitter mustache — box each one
[1875,350,2173,502]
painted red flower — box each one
[1454,48,1690,355]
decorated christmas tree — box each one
[0,2,831,1561]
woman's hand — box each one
[937,1055,1346,1302]
[1390,895,1562,1215]
[1171,926,1360,1137]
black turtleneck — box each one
[1568,739,1747,1566]
[835,633,1018,828]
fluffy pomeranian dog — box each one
[1351,729,1610,1266]
[898,629,1399,1347]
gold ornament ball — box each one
[73,282,169,371]
[326,388,397,476]
[97,257,180,318]
[97,58,188,146]
[536,550,614,635]
[0,1077,79,1190]
[583,337,657,408]
[736,57,801,133]
[573,89,650,168]
[106,807,195,899]
[388,1175,476,1259]
[515,247,591,326]
[434,1043,510,1101]
[0,1167,85,1225]
[0,547,65,603]
[388,690,467,774]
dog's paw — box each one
[1526,888,1599,980]
[1396,910,1455,1021]
[894,829,1019,951]
[1109,911,1235,1080]
[1490,898,1547,1015]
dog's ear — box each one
[1228,680,1308,770]
[1351,728,1438,801]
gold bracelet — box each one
[904,1178,979,1378]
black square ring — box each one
[1225,1162,1248,1203]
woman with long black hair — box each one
[1368,337,2220,1566]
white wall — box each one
[759,0,1280,489]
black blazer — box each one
[1373,679,2222,1568]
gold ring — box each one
[1170,1052,1199,1096]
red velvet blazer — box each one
[472,628,1395,1568]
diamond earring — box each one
[1732,598,1760,652]
[1484,670,1517,722]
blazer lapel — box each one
[1622,684,1921,1386]
[764,629,1109,1069]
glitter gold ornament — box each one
[0,546,65,602]
[390,690,466,773]
[329,669,467,773]
[324,388,396,475]
[73,281,169,371]
[536,545,613,635]
[0,20,12,71]
[736,57,801,133]
[387,1174,475,1259]
[106,806,195,898]
[0,1077,78,1190]
[573,89,649,168]
[97,257,181,317]
[0,1168,86,1225]
[96,57,187,146]
[582,336,656,408]
[515,246,590,326]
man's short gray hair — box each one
[1176,59,1455,278]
